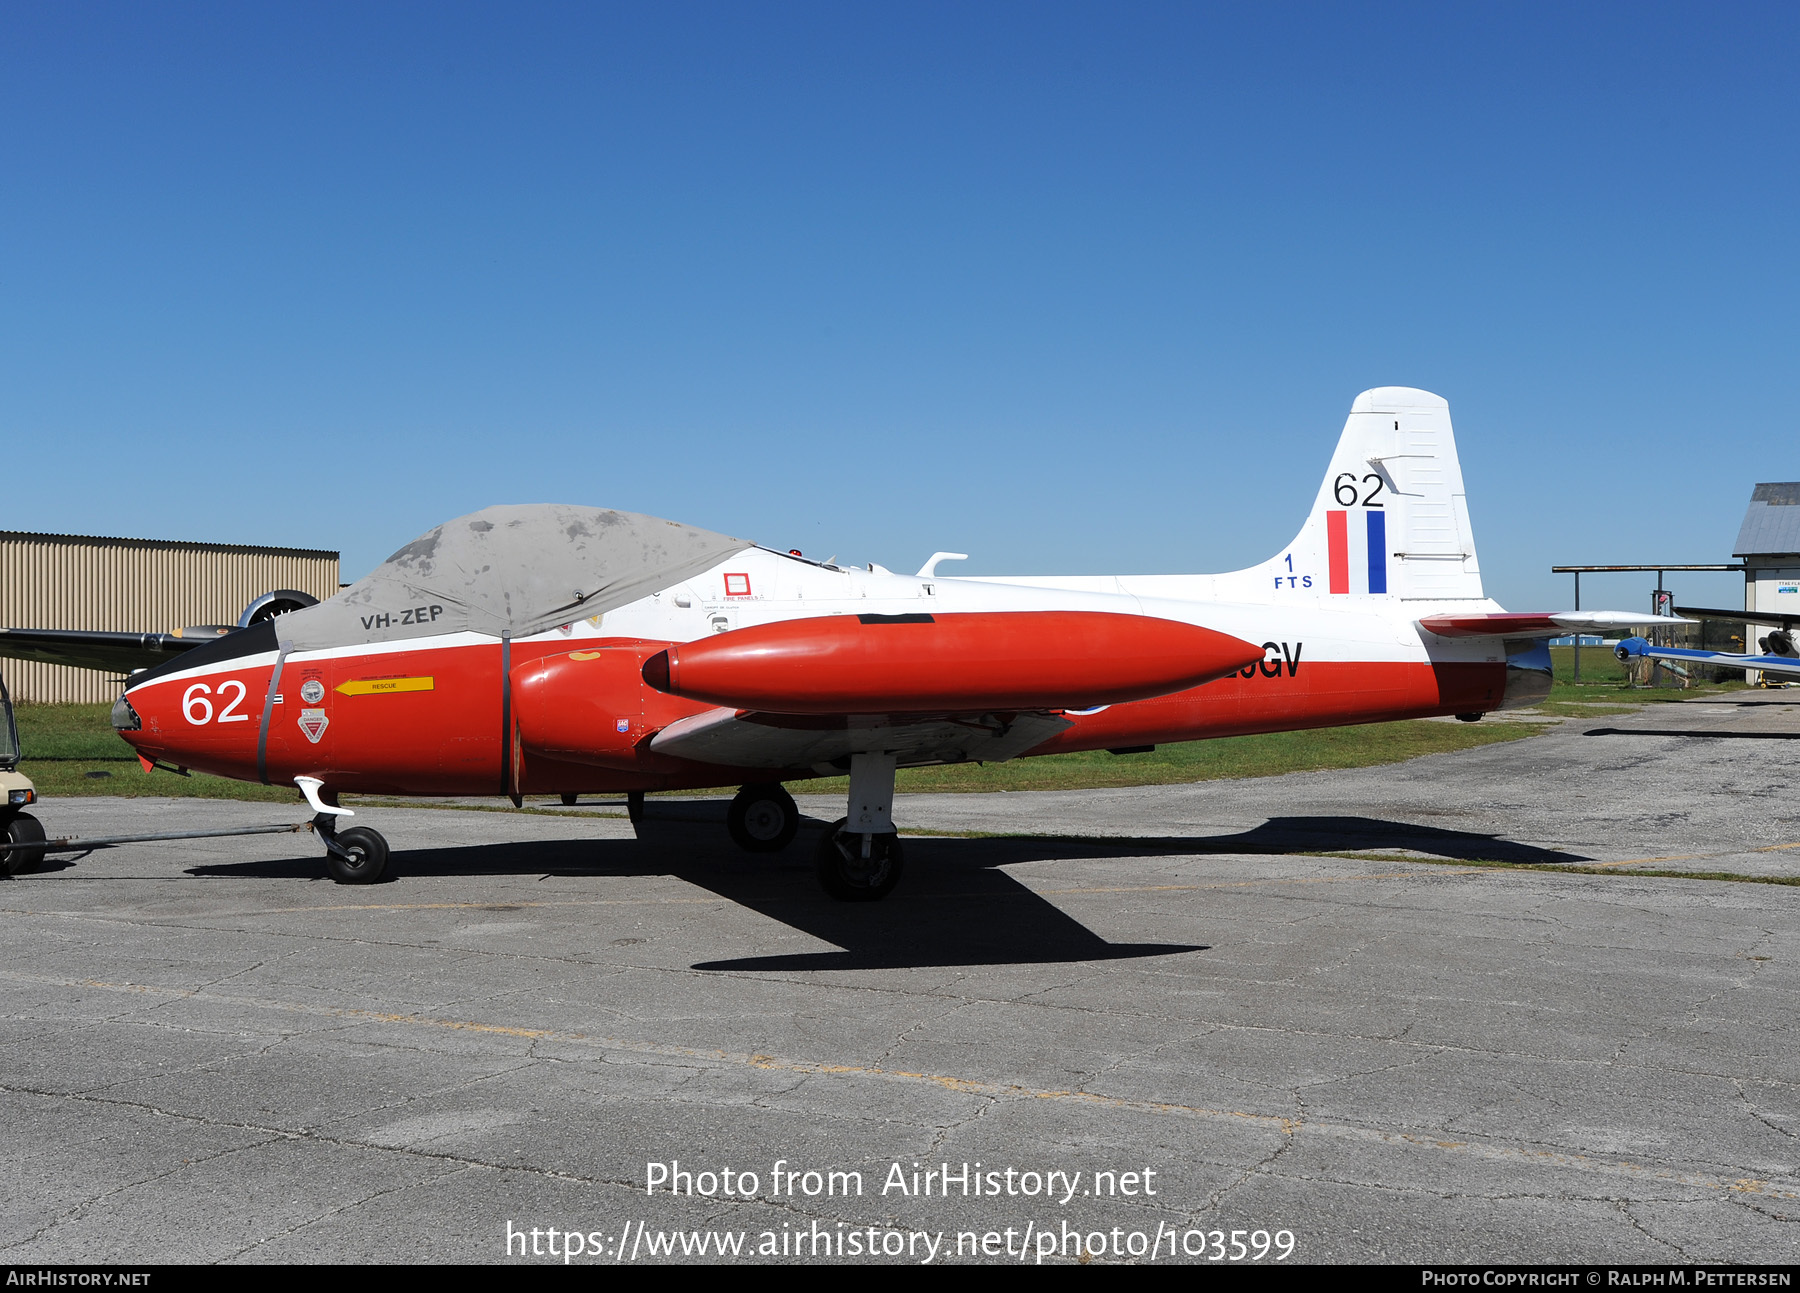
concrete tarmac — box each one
[2,694,1797,1264]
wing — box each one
[1614,637,1800,679]
[0,626,228,675]
[639,608,1263,771]
[651,706,1073,771]
[0,590,315,678]
[1418,611,1687,639]
[1675,604,1800,630]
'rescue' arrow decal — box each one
[335,676,435,696]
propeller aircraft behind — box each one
[91,387,1674,899]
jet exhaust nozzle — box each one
[641,650,671,692]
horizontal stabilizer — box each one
[1418,611,1688,640]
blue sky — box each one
[3,2,1793,613]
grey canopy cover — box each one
[280,505,752,650]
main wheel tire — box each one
[814,816,904,901]
[728,783,799,853]
[326,826,390,884]
[560,793,578,806]
[1,813,47,876]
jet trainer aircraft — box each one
[82,387,1670,899]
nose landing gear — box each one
[297,776,389,885]
[314,814,390,884]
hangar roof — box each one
[1734,483,1800,559]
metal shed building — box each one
[1735,483,1800,622]
[0,531,340,704]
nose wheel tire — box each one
[325,825,390,884]
[815,817,904,901]
[727,783,799,853]
[2,813,47,876]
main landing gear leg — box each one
[297,776,389,885]
[627,790,645,826]
[815,752,903,901]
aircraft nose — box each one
[111,693,141,732]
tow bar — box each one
[36,822,319,855]
[28,805,391,885]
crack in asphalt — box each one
[0,1124,292,1254]
[1616,1200,1698,1261]
[215,1164,477,1263]
[1732,1079,1800,1143]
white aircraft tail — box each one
[1230,387,1484,603]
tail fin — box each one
[1234,387,1484,603]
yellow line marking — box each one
[3,871,1486,920]
[1032,871,1487,895]
[3,969,1793,1203]
[335,676,434,696]
[255,897,723,914]
[1,870,1492,923]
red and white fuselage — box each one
[112,388,1662,804]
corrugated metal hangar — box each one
[0,531,339,703]
[1736,482,1800,617]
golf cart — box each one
[0,670,45,874]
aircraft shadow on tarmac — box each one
[181,808,1571,971]
[1584,726,1800,740]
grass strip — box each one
[19,761,308,803]
[14,702,1553,799]
[811,719,1551,795]
[1546,645,1751,704]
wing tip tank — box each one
[644,611,1262,714]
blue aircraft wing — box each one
[1613,637,1800,679]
